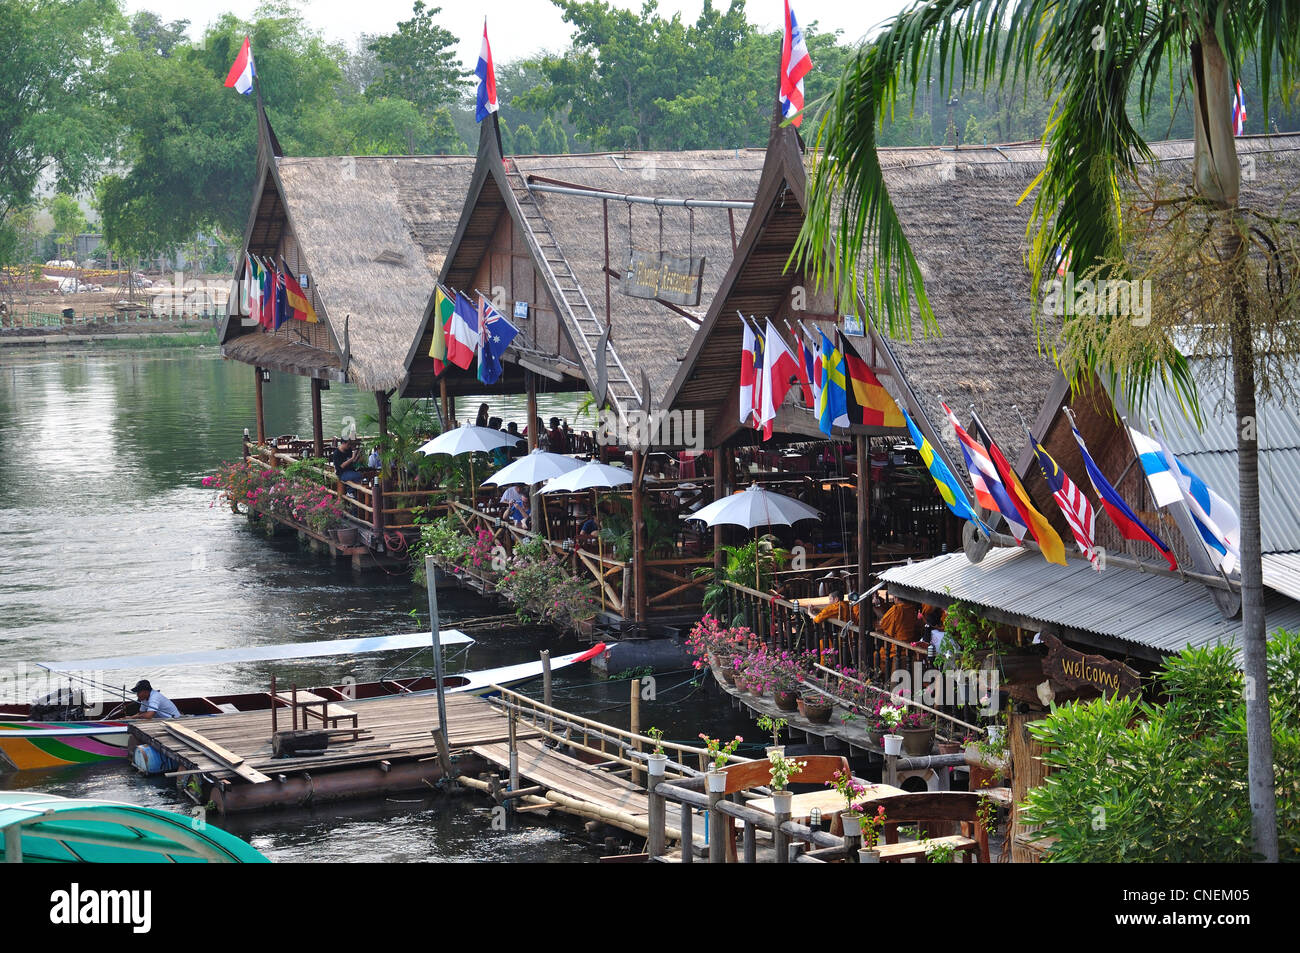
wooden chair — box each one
[869,791,990,863]
[718,755,851,861]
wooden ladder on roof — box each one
[504,166,641,412]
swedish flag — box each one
[903,408,978,524]
[817,329,848,436]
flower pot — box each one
[647,752,668,778]
[858,847,881,863]
[841,811,863,837]
[706,769,728,794]
[882,733,904,756]
[797,697,833,724]
[774,689,798,711]
[771,790,793,815]
[900,726,935,757]
[332,527,358,546]
[986,725,1004,747]
[937,741,962,755]
[718,664,737,686]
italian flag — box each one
[224,37,256,95]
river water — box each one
[0,348,748,862]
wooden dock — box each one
[130,693,536,814]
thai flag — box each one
[941,402,1029,542]
[475,20,498,123]
[1232,80,1246,136]
[1071,424,1177,570]
[779,0,812,127]
[224,36,256,96]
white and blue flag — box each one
[1128,425,1183,507]
[1149,428,1241,574]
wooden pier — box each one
[130,693,535,814]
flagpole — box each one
[1065,405,1144,571]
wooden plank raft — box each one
[163,721,271,784]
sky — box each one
[123,0,908,70]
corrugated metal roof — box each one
[1142,356,1300,555]
[881,548,1300,656]
[1263,552,1300,602]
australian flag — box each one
[477,296,520,385]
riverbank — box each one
[0,325,218,350]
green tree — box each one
[129,10,190,57]
[512,122,538,154]
[366,1,466,118]
[536,116,568,154]
[46,194,87,261]
[1021,631,1300,861]
[795,0,1300,863]
[0,0,121,266]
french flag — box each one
[476,20,498,123]
[224,36,256,96]
[780,0,812,127]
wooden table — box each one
[748,783,905,826]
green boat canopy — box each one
[0,793,269,863]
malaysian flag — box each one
[1031,436,1098,569]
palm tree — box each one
[795,0,1300,861]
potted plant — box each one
[699,733,742,793]
[797,689,834,724]
[827,768,867,835]
[769,653,801,710]
[645,726,668,777]
[878,702,905,755]
[897,708,936,756]
[757,714,787,758]
[768,751,807,814]
[858,804,888,862]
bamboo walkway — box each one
[471,739,706,850]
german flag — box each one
[839,331,903,428]
[283,271,318,324]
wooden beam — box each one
[311,377,324,457]
[162,722,271,784]
[254,366,266,445]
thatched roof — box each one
[221,110,476,393]
[413,118,764,415]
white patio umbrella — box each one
[541,461,637,613]
[416,424,522,501]
[482,449,583,487]
[687,484,822,588]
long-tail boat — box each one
[0,633,606,771]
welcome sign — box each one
[621,250,705,306]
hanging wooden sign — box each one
[1042,634,1141,700]
[621,250,705,306]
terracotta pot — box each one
[798,697,833,724]
[900,726,935,757]
[937,741,962,755]
[774,689,798,711]
[333,527,359,547]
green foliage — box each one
[1020,630,1300,862]
[0,0,120,264]
[495,536,598,628]
[512,122,538,155]
[365,2,465,118]
[535,117,569,154]
[695,536,790,618]
[45,194,87,260]
[363,399,444,493]
[129,10,190,58]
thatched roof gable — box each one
[221,120,476,393]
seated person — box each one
[877,597,920,642]
[809,588,861,625]
[500,484,530,525]
[367,446,382,470]
[332,438,364,484]
[576,510,600,550]
[129,679,179,720]
[547,417,568,453]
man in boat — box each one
[129,680,180,719]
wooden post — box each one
[646,778,665,859]
[508,708,519,812]
[372,480,385,537]
[774,798,791,863]
[1010,710,1047,863]
[541,650,552,735]
[680,803,693,863]
[526,370,541,532]
[884,752,899,788]
[629,678,641,788]
[311,378,324,458]
[856,433,869,595]
[708,784,726,864]
[439,378,449,430]
[713,447,727,572]
[742,820,756,863]
[270,673,278,736]
[254,366,266,445]
[424,555,452,775]
[632,449,647,623]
